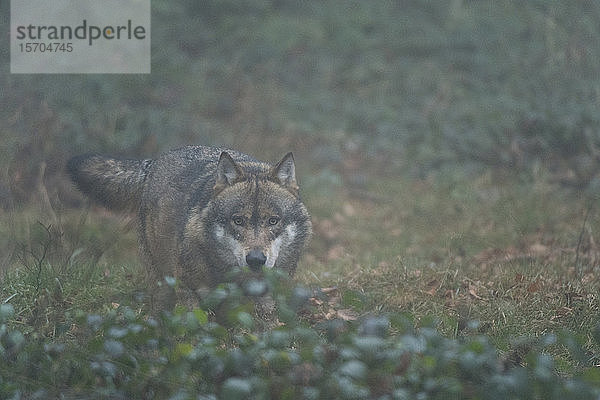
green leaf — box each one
[339,360,368,380]
[5,331,25,353]
[582,367,600,385]
[108,327,128,338]
[103,339,124,358]
[221,378,252,400]
[236,312,254,329]
[0,304,14,322]
[341,289,366,311]
[164,276,177,288]
[86,314,103,332]
[174,342,194,360]
[243,279,268,297]
[359,316,389,338]
[193,308,208,325]
[592,323,600,346]
[289,286,312,310]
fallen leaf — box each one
[321,287,338,295]
[529,243,549,256]
[336,309,358,321]
[468,285,483,300]
[425,279,440,296]
[343,202,357,217]
[444,290,457,308]
[310,298,324,306]
[550,307,573,321]
[327,245,346,261]
[527,280,541,293]
[314,218,339,240]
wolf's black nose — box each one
[246,250,267,271]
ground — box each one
[2,166,599,375]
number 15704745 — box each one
[19,42,73,52]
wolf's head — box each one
[193,152,312,282]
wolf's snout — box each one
[246,249,267,271]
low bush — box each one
[1,269,600,399]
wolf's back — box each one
[67,154,152,212]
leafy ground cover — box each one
[1,169,600,398]
[299,172,600,375]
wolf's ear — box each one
[214,152,244,195]
[270,152,299,196]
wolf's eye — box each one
[268,216,280,226]
[232,216,245,226]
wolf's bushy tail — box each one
[67,154,152,212]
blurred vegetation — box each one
[3,269,600,399]
[2,0,600,397]
[1,0,600,207]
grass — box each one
[2,167,599,376]
[1,209,142,339]
[297,169,600,370]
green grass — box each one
[297,170,600,369]
[2,174,600,398]
[0,209,143,339]
[3,169,599,376]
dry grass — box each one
[2,169,600,372]
[297,170,600,369]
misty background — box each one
[1,1,598,213]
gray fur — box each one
[68,145,312,309]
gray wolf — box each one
[67,145,312,309]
